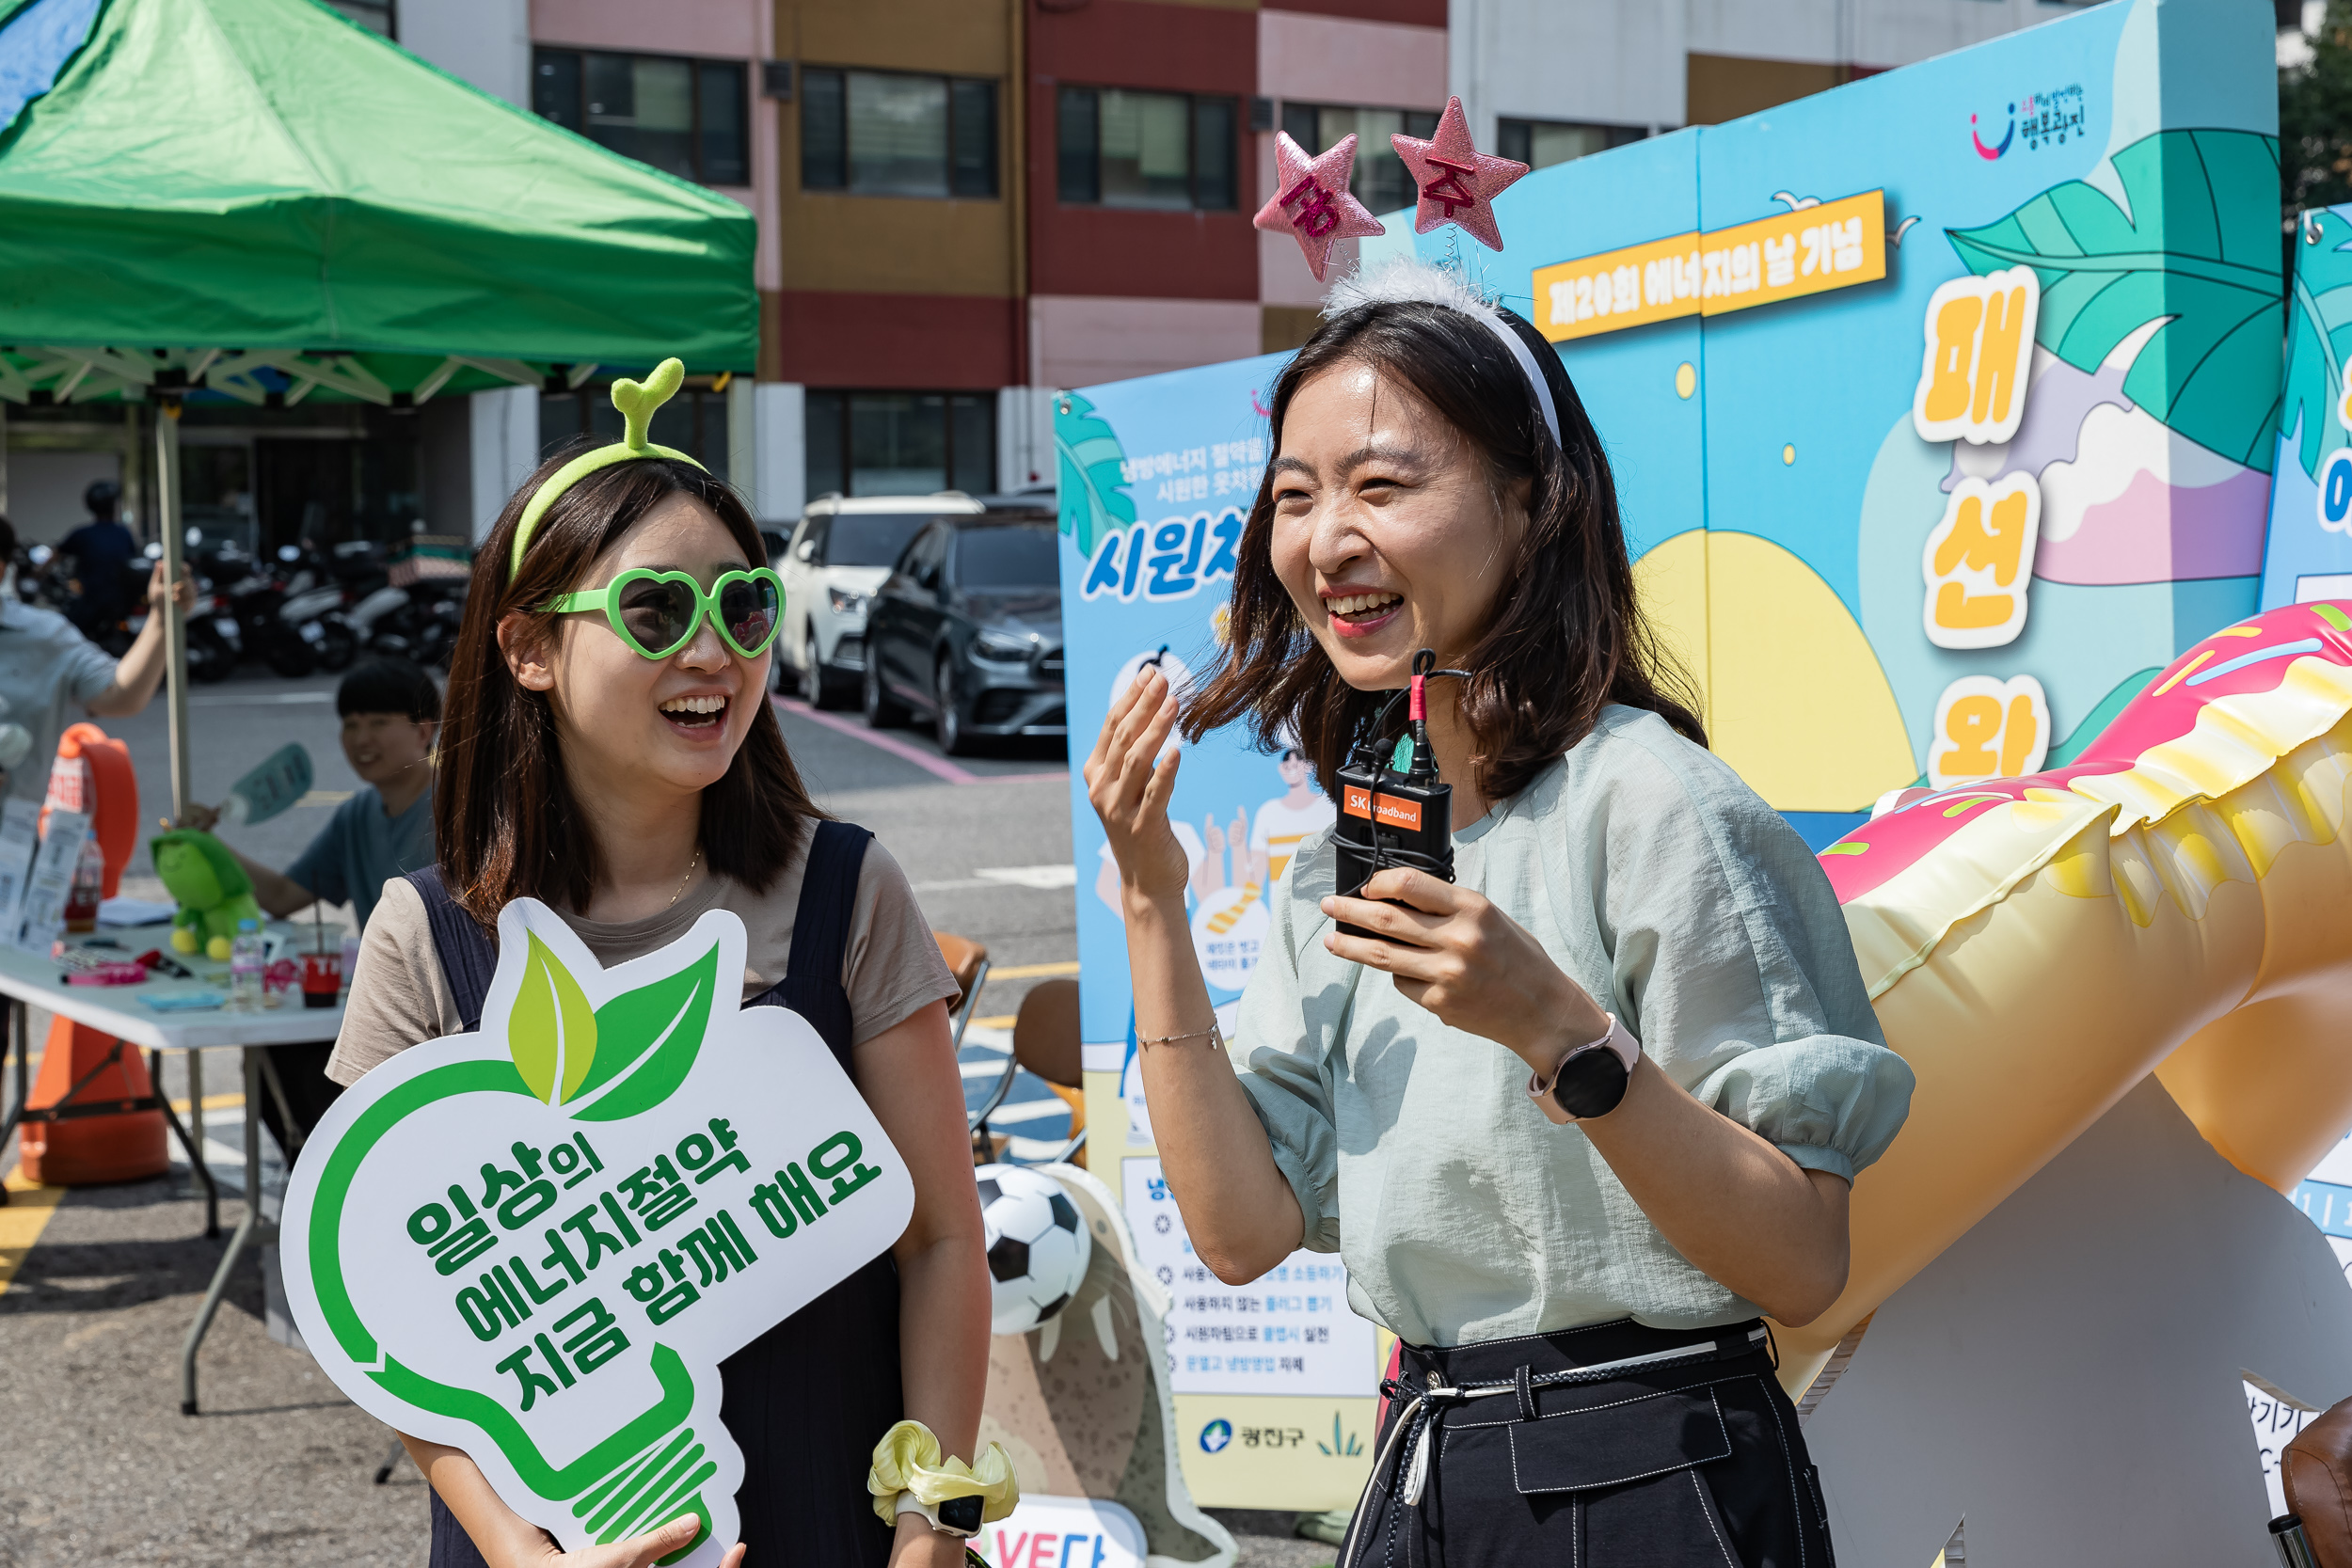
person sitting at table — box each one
[179,656,439,932]
[0,513,194,800]
[177,657,438,1158]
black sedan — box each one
[862,512,1066,755]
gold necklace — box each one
[668,849,703,908]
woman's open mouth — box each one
[1326,591,1404,639]
[659,693,730,733]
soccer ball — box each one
[977,1164,1092,1336]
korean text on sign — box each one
[1533,189,1887,343]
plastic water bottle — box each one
[229,919,264,1011]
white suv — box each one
[777,493,984,706]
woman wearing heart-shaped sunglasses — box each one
[326,382,993,1568]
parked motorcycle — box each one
[350,576,466,669]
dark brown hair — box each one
[436,448,824,929]
[1184,299,1705,801]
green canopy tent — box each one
[0,0,757,810]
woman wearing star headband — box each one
[1091,110,1913,1567]
[328,364,1008,1568]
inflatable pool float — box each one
[1788,600,2352,1387]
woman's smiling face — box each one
[1267,359,1528,692]
[525,494,771,798]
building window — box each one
[533,50,750,186]
[804,392,995,499]
[542,382,731,483]
[1057,87,1236,211]
[1279,104,1438,215]
[325,0,394,36]
[800,70,998,198]
[1494,118,1645,172]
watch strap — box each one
[1526,1013,1639,1126]
[896,1489,982,1540]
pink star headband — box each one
[1252,96,1528,280]
[1254,100,1555,448]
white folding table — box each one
[0,931,345,1414]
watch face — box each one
[937,1495,985,1535]
[1552,1042,1631,1120]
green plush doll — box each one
[151,830,264,961]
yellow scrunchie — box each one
[867,1420,1021,1527]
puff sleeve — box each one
[1583,725,1915,1184]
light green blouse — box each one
[1233,705,1915,1348]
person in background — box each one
[181,657,440,932]
[0,513,192,800]
[55,481,139,638]
[177,657,439,1160]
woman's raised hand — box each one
[1085,666,1190,908]
[1322,868,1612,1075]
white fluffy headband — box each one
[1324,257,1564,447]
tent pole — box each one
[155,396,191,821]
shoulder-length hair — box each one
[436,448,824,930]
[1184,298,1705,802]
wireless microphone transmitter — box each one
[1332,651,1454,940]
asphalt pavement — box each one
[0,664,1329,1567]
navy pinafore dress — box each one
[415,821,901,1567]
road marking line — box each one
[977,864,1077,890]
[991,961,1081,979]
[773,693,977,783]
[0,1164,66,1300]
[771,695,1068,786]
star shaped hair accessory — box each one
[1391,96,1529,253]
[1253,131,1387,282]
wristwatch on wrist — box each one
[1526,1013,1641,1125]
[896,1490,985,1539]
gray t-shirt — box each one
[326,835,959,1088]
[1234,705,1915,1347]
[0,597,116,799]
[286,783,436,930]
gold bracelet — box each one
[1138,1023,1224,1050]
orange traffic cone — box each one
[17,1015,167,1185]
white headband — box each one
[1324,258,1563,446]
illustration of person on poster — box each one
[1247,748,1336,894]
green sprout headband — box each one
[509,357,702,579]
[514,358,785,661]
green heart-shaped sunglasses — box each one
[547,567,784,660]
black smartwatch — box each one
[1526,1014,1640,1124]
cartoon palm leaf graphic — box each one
[568,941,720,1121]
[1054,392,1135,560]
[510,933,597,1106]
[2281,206,2352,480]
[1946,128,2283,472]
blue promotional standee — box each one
[1057,0,2301,1518]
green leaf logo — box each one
[1946,128,2283,473]
[569,942,719,1122]
[1054,391,1136,560]
[510,933,597,1106]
